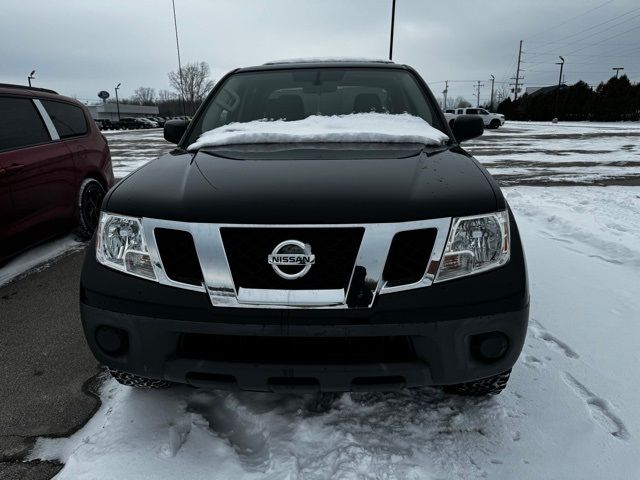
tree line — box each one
[497,75,640,122]
[111,61,215,116]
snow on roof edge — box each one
[264,57,394,65]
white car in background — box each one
[445,108,505,129]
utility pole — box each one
[474,80,484,107]
[389,0,396,61]
[511,40,524,100]
[442,80,448,110]
[612,67,624,78]
[489,74,495,111]
[27,70,35,87]
[115,83,121,121]
[554,56,565,120]
[172,0,187,116]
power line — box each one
[524,0,614,40]
[525,7,640,49]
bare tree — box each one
[131,86,156,105]
[168,61,215,105]
[158,89,177,102]
[453,96,471,108]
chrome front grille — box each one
[220,227,364,291]
[142,217,452,309]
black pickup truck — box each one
[80,60,528,396]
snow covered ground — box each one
[0,235,84,288]
[104,128,172,177]
[8,122,640,478]
[468,121,640,186]
[29,187,640,479]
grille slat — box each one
[383,228,437,287]
[154,228,204,286]
[221,227,364,291]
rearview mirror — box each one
[451,115,484,142]
[164,119,190,144]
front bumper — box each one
[80,217,528,392]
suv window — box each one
[41,100,88,138]
[188,68,444,145]
[479,109,489,115]
[466,108,479,114]
[0,97,51,151]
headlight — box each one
[96,212,156,280]
[435,210,510,282]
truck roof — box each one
[238,58,406,73]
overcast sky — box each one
[2,0,639,105]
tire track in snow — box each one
[529,320,580,359]
[561,372,630,440]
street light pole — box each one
[612,67,624,78]
[490,74,495,111]
[172,0,187,116]
[442,80,448,110]
[27,70,35,87]
[115,83,121,121]
[389,0,396,61]
[554,56,565,120]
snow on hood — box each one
[187,113,449,151]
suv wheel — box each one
[75,178,106,239]
[109,368,172,389]
[441,369,511,396]
[489,119,501,129]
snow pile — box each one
[187,113,449,150]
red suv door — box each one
[0,96,74,253]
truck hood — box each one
[106,146,502,224]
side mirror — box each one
[164,119,190,144]
[451,115,484,142]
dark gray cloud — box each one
[2,0,639,105]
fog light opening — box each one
[95,326,129,356]
[470,332,509,364]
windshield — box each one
[186,67,444,145]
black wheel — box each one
[441,369,511,396]
[489,119,501,129]
[109,368,172,389]
[75,178,106,239]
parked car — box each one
[0,83,114,263]
[445,107,505,129]
[138,118,159,128]
[150,116,166,127]
[80,59,528,396]
[94,118,116,131]
[117,117,149,130]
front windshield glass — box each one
[187,67,443,145]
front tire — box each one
[75,178,106,239]
[109,368,172,389]
[442,369,511,396]
[489,119,501,129]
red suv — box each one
[0,84,114,263]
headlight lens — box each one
[435,210,510,282]
[96,212,156,280]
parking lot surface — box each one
[2,124,639,479]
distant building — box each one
[524,84,568,98]
[86,103,159,121]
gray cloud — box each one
[2,0,639,105]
